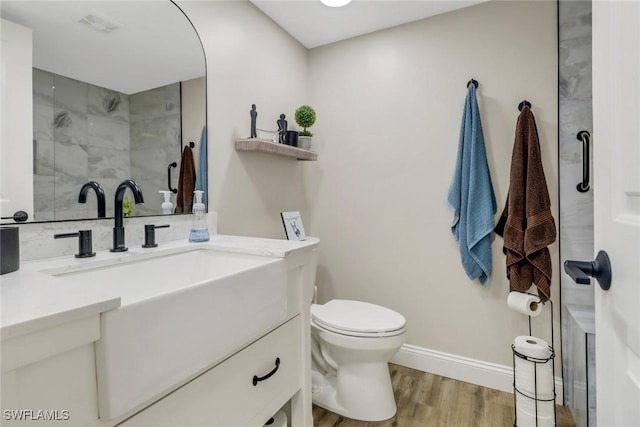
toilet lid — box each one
[311,299,406,334]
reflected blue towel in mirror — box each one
[447,84,496,285]
[195,126,207,206]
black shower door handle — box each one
[576,130,591,192]
[167,162,178,194]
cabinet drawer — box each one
[119,316,302,427]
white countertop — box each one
[1,235,319,341]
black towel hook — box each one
[467,78,478,89]
[518,100,531,111]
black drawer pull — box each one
[252,357,280,386]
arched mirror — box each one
[0,1,206,223]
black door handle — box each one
[252,357,280,386]
[564,250,612,290]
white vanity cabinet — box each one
[1,315,102,427]
[119,316,302,427]
[116,242,317,427]
[1,236,317,427]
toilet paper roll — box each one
[514,335,552,360]
[515,357,554,399]
[513,336,554,400]
[515,393,555,427]
[507,292,542,317]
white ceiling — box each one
[0,1,486,94]
[250,0,488,49]
[1,1,205,94]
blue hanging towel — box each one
[447,84,496,285]
[195,126,207,206]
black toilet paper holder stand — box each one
[511,295,556,427]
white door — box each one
[592,1,640,425]
[0,19,33,219]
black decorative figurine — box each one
[250,104,257,138]
[277,113,288,144]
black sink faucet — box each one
[78,181,106,218]
[111,179,144,252]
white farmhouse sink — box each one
[49,248,287,420]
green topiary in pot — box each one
[295,105,316,137]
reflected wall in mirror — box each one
[0,1,207,223]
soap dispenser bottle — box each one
[159,191,173,215]
[189,190,209,242]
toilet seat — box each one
[311,300,406,338]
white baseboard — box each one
[391,344,563,405]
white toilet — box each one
[310,299,406,422]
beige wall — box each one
[178,0,559,371]
[177,1,310,238]
[307,1,559,367]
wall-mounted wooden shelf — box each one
[235,138,317,161]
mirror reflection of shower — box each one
[33,71,205,220]
[1,1,206,222]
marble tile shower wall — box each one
[33,69,131,221]
[33,70,182,219]
[558,1,594,426]
[559,2,594,305]
[130,84,182,216]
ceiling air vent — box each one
[78,14,121,34]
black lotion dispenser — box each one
[0,226,20,275]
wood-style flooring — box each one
[312,364,575,427]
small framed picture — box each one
[281,211,307,241]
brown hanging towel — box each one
[175,146,196,213]
[494,105,556,302]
